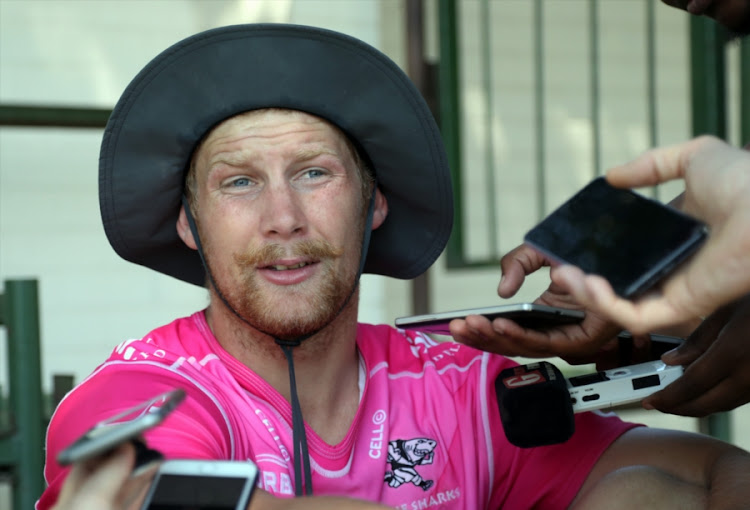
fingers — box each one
[86,444,135,491]
[605,136,725,189]
[498,244,550,298]
[552,265,695,334]
[660,308,731,366]
[552,266,646,331]
[55,443,136,510]
[118,461,160,510]
[449,316,552,357]
[450,312,617,359]
[642,356,724,416]
[643,304,750,416]
[644,368,748,417]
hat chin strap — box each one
[180,186,377,496]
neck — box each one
[205,294,361,444]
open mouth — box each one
[268,262,312,271]
[260,258,320,272]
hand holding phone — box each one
[524,177,708,297]
[57,388,186,467]
[395,303,585,336]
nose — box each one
[258,182,307,239]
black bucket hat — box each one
[99,23,453,286]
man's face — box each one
[662,0,750,36]
[187,109,377,340]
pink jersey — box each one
[39,311,637,509]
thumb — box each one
[662,304,734,365]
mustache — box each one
[234,239,343,268]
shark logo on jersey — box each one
[384,437,437,491]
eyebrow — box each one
[208,144,345,172]
[292,145,342,162]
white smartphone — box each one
[57,388,186,466]
[395,303,585,335]
[140,459,259,510]
[567,360,684,413]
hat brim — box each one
[99,24,453,286]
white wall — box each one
[0,0,398,387]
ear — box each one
[176,204,198,251]
[371,187,388,230]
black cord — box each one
[279,342,313,495]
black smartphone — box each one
[57,388,186,466]
[140,459,259,510]
[615,330,684,365]
[395,303,585,335]
[524,177,708,297]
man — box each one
[452,0,750,417]
[39,24,749,510]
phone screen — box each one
[140,460,258,510]
[524,177,708,297]
[143,474,250,509]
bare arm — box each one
[572,427,750,510]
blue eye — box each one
[231,177,251,187]
[303,168,325,179]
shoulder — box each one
[357,323,518,377]
[104,311,211,364]
[45,359,234,475]
[46,311,228,467]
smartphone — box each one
[57,388,186,466]
[567,359,684,412]
[395,303,585,335]
[524,177,708,297]
[616,330,684,364]
[140,459,259,510]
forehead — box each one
[199,109,352,156]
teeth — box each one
[271,262,308,271]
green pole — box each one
[689,17,731,442]
[1,280,46,509]
[689,17,726,136]
[438,0,464,268]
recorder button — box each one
[632,374,661,390]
